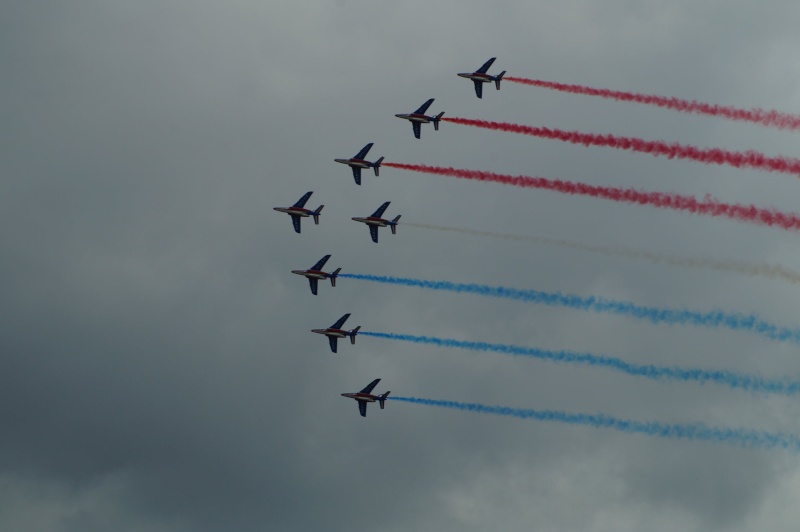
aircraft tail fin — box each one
[373,156,384,176]
[349,325,361,344]
[390,215,401,234]
[312,205,324,224]
[433,112,445,131]
[495,71,506,90]
[379,391,390,409]
[330,268,341,287]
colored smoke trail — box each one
[505,76,800,131]
[384,163,800,232]
[340,273,800,344]
[389,396,800,451]
[404,222,800,285]
[442,117,800,178]
[361,331,800,395]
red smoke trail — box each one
[443,116,800,178]
[506,76,800,131]
[383,162,800,231]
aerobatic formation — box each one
[274,57,800,451]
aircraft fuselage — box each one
[292,269,327,279]
[335,158,371,168]
[351,216,389,227]
[341,392,378,402]
[395,113,434,123]
[312,328,347,338]
[458,72,492,82]
[273,207,311,217]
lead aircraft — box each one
[341,378,391,417]
[273,191,323,233]
[351,201,400,243]
[457,57,505,99]
[395,98,444,139]
[291,255,341,295]
[311,313,361,353]
[334,143,385,185]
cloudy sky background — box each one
[3,1,800,530]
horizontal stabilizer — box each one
[330,268,341,286]
[349,325,361,344]
[495,71,506,90]
[433,112,444,130]
[373,157,384,176]
[313,205,324,224]
[379,391,390,409]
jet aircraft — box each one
[292,255,341,295]
[351,201,400,243]
[311,313,361,353]
[341,378,391,417]
[457,57,506,99]
[395,98,444,139]
[273,191,323,234]
[334,143,385,186]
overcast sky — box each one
[3,1,800,530]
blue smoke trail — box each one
[360,331,800,395]
[389,396,800,451]
[340,273,800,344]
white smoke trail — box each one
[404,222,800,285]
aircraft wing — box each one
[473,80,483,99]
[293,191,313,208]
[414,98,434,114]
[412,121,421,139]
[369,225,379,243]
[370,202,391,218]
[359,378,381,394]
[351,166,361,186]
[331,313,351,329]
[290,215,302,234]
[308,278,318,296]
[358,401,367,417]
[310,255,331,271]
[328,336,338,353]
[476,57,496,74]
[354,143,373,159]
